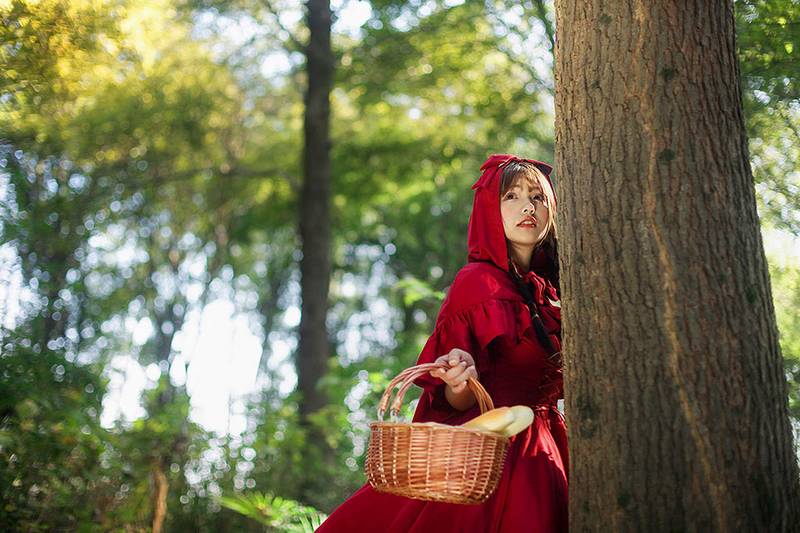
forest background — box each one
[1,0,798,531]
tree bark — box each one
[298,0,334,420]
[554,1,800,531]
[150,461,168,533]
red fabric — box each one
[316,154,567,533]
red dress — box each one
[316,155,567,532]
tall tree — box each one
[297,0,334,423]
[554,1,800,530]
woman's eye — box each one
[504,193,516,200]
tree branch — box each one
[263,0,307,53]
[531,0,555,52]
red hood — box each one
[467,153,556,274]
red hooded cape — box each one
[411,154,562,424]
[317,154,567,533]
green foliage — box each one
[0,341,108,529]
[219,492,327,532]
[0,0,798,530]
[240,385,365,513]
[1,1,252,530]
[394,275,446,307]
[736,0,800,106]
[735,0,800,237]
[767,251,800,418]
[745,101,800,236]
[0,0,123,149]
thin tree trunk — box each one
[298,0,334,421]
[554,1,800,531]
[150,462,168,533]
[295,0,335,508]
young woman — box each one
[316,154,566,532]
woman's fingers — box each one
[447,348,475,367]
[430,352,478,388]
[443,361,467,381]
[451,367,476,391]
[433,354,459,367]
[431,365,461,384]
[445,364,477,388]
[457,365,476,384]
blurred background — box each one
[0,0,798,531]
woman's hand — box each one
[429,348,478,395]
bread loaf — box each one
[501,406,534,437]
[461,405,535,437]
[462,407,515,433]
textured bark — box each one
[298,0,334,420]
[553,2,800,531]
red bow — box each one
[523,270,558,306]
[472,154,553,191]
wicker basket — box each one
[365,362,509,505]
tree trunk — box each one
[553,2,800,531]
[298,0,334,420]
[150,461,168,533]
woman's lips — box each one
[517,217,537,228]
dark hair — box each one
[508,265,558,357]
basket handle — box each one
[377,362,495,421]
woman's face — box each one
[501,175,550,254]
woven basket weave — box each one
[365,362,509,505]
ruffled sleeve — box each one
[410,298,533,425]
